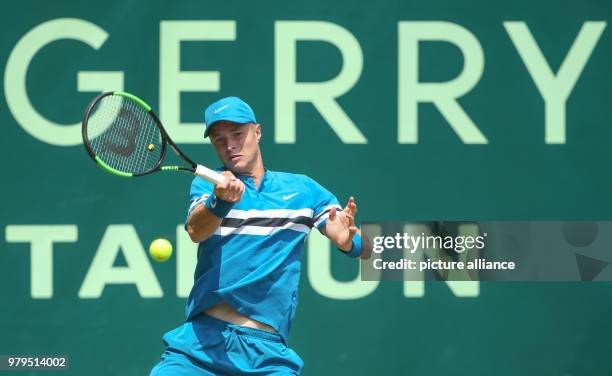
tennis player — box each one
[150,97,369,375]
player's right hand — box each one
[214,171,245,203]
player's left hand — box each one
[325,196,358,251]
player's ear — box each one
[254,123,262,142]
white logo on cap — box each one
[213,104,230,114]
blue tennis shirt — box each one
[185,168,341,344]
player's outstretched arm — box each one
[323,197,372,259]
[186,170,245,243]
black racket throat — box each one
[148,110,197,169]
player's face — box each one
[209,121,261,174]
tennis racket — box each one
[81,91,225,185]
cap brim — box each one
[204,120,254,138]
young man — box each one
[150,97,369,375]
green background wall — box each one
[1,0,611,374]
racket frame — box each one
[82,91,224,184]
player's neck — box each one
[250,157,265,189]
[236,154,265,188]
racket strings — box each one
[86,95,163,174]
[88,96,158,172]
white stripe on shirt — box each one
[214,222,311,236]
[226,208,314,220]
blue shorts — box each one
[150,314,304,375]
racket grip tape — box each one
[195,165,225,185]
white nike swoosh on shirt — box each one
[282,193,299,200]
[213,104,230,114]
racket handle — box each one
[195,165,226,185]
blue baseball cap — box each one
[203,96,257,138]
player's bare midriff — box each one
[204,301,277,333]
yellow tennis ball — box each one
[149,238,173,262]
[147,143,155,151]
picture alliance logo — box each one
[371,232,488,254]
